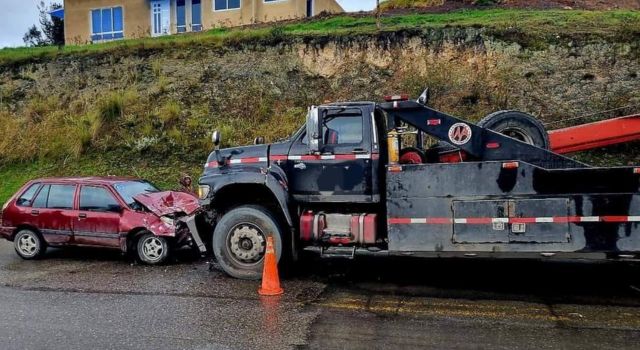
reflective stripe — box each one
[535,217,554,223]
[270,154,379,162]
[389,216,640,225]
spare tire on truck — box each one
[478,110,550,149]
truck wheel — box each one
[14,229,46,260]
[212,205,283,280]
[136,232,170,265]
[478,110,550,149]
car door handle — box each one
[30,210,39,216]
[78,213,87,219]
[294,163,307,170]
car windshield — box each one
[113,181,160,207]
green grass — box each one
[1,9,639,65]
[0,156,202,204]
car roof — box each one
[30,176,143,186]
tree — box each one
[23,1,64,46]
[23,25,45,47]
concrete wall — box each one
[65,0,151,45]
[65,0,344,44]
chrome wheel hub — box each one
[142,237,164,261]
[229,224,265,264]
[18,234,38,256]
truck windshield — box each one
[113,181,160,207]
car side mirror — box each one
[212,130,221,148]
[254,136,265,145]
[417,88,430,106]
[306,107,323,154]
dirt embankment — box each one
[0,28,639,167]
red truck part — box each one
[548,114,640,154]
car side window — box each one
[32,185,50,208]
[16,183,41,207]
[47,185,76,210]
[79,186,121,213]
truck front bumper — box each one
[179,215,207,255]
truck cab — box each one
[199,95,640,279]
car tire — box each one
[478,110,550,149]
[14,229,46,260]
[136,232,170,265]
[212,205,283,280]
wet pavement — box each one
[0,241,639,349]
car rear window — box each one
[32,184,76,210]
[79,186,121,212]
[16,183,41,207]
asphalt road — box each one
[0,241,639,350]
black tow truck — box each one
[198,91,640,279]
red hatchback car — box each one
[0,177,205,264]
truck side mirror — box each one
[212,130,221,148]
[306,107,323,154]
[417,88,430,106]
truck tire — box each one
[212,205,283,280]
[478,110,550,149]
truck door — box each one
[288,106,374,202]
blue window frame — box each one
[215,0,240,11]
[192,0,202,31]
[176,0,186,33]
[91,7,124,42]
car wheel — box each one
[136,232,170,265]
[14,229,46,260]
[212,205,283,280]
[478,110,550,149]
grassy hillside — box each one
[1,9,639,203]
[1,9,639,65]
[380,0,640,11]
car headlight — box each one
[198,185,210,200]
[160,216,175,227]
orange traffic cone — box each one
[258,236,284,296]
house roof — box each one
[49,8,64,20]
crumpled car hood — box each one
[133,191,200,217]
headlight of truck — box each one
[198,185,210,200]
